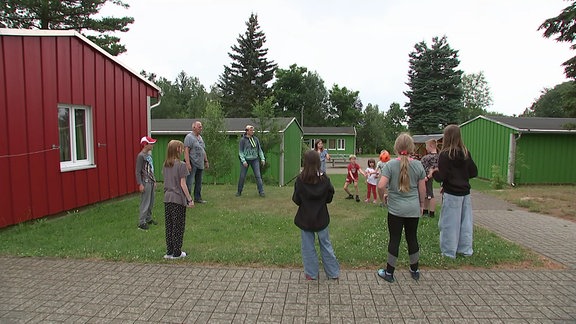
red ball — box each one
[379,150,390,162]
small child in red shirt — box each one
[344,155,366,202]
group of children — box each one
[301,125,477,283]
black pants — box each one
[386,213,420,273]
[165,202,186,257]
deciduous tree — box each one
[273,64,329,127]
[521,81,576,117]
[327,85,362,127]
[0,0,134,56]
[539,1,576,79]
[460,71,493,122]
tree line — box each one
[3,1,576,154]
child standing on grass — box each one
[162,140,195,260]
[365,159,378,203]
[376,133,426,283]
[420,139,439,218]
[314,139,330,175]
[429,125,478,259]
[135,136,158,231]
[344,155,366,202]
[293,150,340,281]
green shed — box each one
[302,127,357,154]
[460,116,576,185]
[151,118,303,186]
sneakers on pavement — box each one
[410,269,420,281]
[137,223,149,230]
[377,269,395,283]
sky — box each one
[102,0,573,117]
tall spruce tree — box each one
[404,36,463,134]
[218,13,277,117]
[0,0,134,56]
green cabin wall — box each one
[461,118,576,184]
[151,121,302,186]
[460,118,514,181]
[515,133,576,184]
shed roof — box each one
[0,28,160,92]
[152,118,299,135]
[302,127,356,136]
[462,115,576,133]
[412,134,443,144]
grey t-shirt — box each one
[382,158,426,217]
[163,160,189,206]
[184,132,206,169]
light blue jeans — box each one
[301,228,340,279]
[439,193,474,258]
[237,159,264,195]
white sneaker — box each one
[163,254,172,259]
[172,251,187,259]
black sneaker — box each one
[377,269,394,283]
[147,219,158,225]
[410,269,420,281]
[138,223,149,230]
[355,195,360,202]
[345,194,354,199]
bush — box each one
[491,165,506,189]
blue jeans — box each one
[301,228,340,279]
[237,159,264,195]
[186,165,203,201]
[439,193,474,258]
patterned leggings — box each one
[165,202,186,257]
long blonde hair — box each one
[441,124,469,159]
[164,140,184,168]
[394,133,415,193]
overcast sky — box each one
[103,0,573,117]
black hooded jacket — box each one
[433,149,478,196]
[292,175,335,231]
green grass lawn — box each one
[0,174,540,270]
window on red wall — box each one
[58,104,94,171]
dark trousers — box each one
[165,202,186,257]
[386,212,420,274]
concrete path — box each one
[1,191,575,323]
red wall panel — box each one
[1,33,159,228]
[23,37,50,219]
[4,37,32,225]
[0,37,13,227]
[41,37,64,215]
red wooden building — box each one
[0,29,160,228]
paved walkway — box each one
[1,192,575,323]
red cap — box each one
[140,136,157,145]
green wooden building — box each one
[150,118,303,186]
[302,127,357,155]
[460,116,576,184]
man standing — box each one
[184,121,209,203]
[236,125,266,197]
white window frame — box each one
[58,104,94,172]
[337,139,345,150]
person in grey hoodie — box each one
[236,125,266,197]
[293,150,340,280]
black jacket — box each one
[433,150,478,196]
[292,175,334,231]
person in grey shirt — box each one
[184,121,209,203]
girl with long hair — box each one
[376,133,426,282]
[162,140,194,259]
[292,150,339,280]
[429,125,478,259]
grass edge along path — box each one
[0,175,547,270]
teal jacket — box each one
[238,134,265,163]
